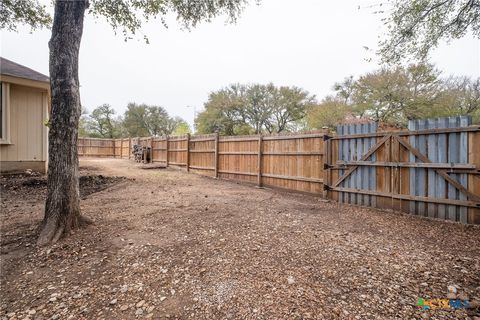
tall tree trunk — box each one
[37,0,91,246]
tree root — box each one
[37,214,94,246]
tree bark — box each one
[37,0,91,246]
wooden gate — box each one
[325,116,480,224]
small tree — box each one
[1,0,254,245]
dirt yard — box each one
[1,158,479,320]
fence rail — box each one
[78,116,480,225]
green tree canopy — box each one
[195,83,316,135]
[85,104,122,138]
[380,0,480,63]
[123,103,187,137]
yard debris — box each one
[1,158,479,319]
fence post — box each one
[186,133,190,172]
[257,134,263,187]
[128,138,132,159]
[214,132,219,178]
[166,135,170,167]
[322,129,330,199]
[113,139,116,158]
[149,136,153,163]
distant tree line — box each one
[195,83,316,135]
[195,64,480,134]
[79,103,191,138]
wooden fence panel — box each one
[335,123,377,205]
[152,137,167,163]
[168,135,188,167]
[218,135,258,184]
[77,116,480,224]
[189,134,216,176]
[261,133,325,193]
[78,137,115,157]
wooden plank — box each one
[437,118,448,220]
[166,136,169,166]
[408,120,418,215]
[190,150,215,153]
[332,125,480,140]
[169,162,187,166]
[339,124,346,203]
[332,133,392,188]
[323,129,330,199]
[262,133,325,141]
[262,173,323,183]
[331,187,479,208]
[219,151,258,155]
[190,137,216,142]
[186,133,190,172]
[417,119,427,216]
[257,135,263,187]
[427,118,437,218]
[354,124,362,205]
[348,124,355,204]
[459,116,471,223]
[262,151,324,156]
[218,137,258,142]
[214,132,219,178]
[468,130,480,224]
[333,161,475,169]
[190,165,215,171]
[218,170,257,176]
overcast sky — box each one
[1,0,479,129]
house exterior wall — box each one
[0,83,49,174]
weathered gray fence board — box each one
[408,120,417,215]
[459,116,471,223]
[427,118,437,218]
[408,116,471,222]
[436,118,448,220]
[337,122,377,206]
[369,122,377,207]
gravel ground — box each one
[1,158,479,320]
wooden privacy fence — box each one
[78,116,480,224]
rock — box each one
[447,285,457,293]
[420,282,428,287]
[49,297,57,303]
[120,305,129,311]
[120,285,128,293]
[109,299,117,305]
[135,308,143,316]
[332,289,341,295]
[160,296,167,302]
[147,306,154,313]
[136,300,145,308]
[287,276,295,285]
[146,313,154,318]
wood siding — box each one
[0,84,48,172]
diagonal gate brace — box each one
[394,135,480,203]
[332,133,392,188]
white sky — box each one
[1,0,479,129]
